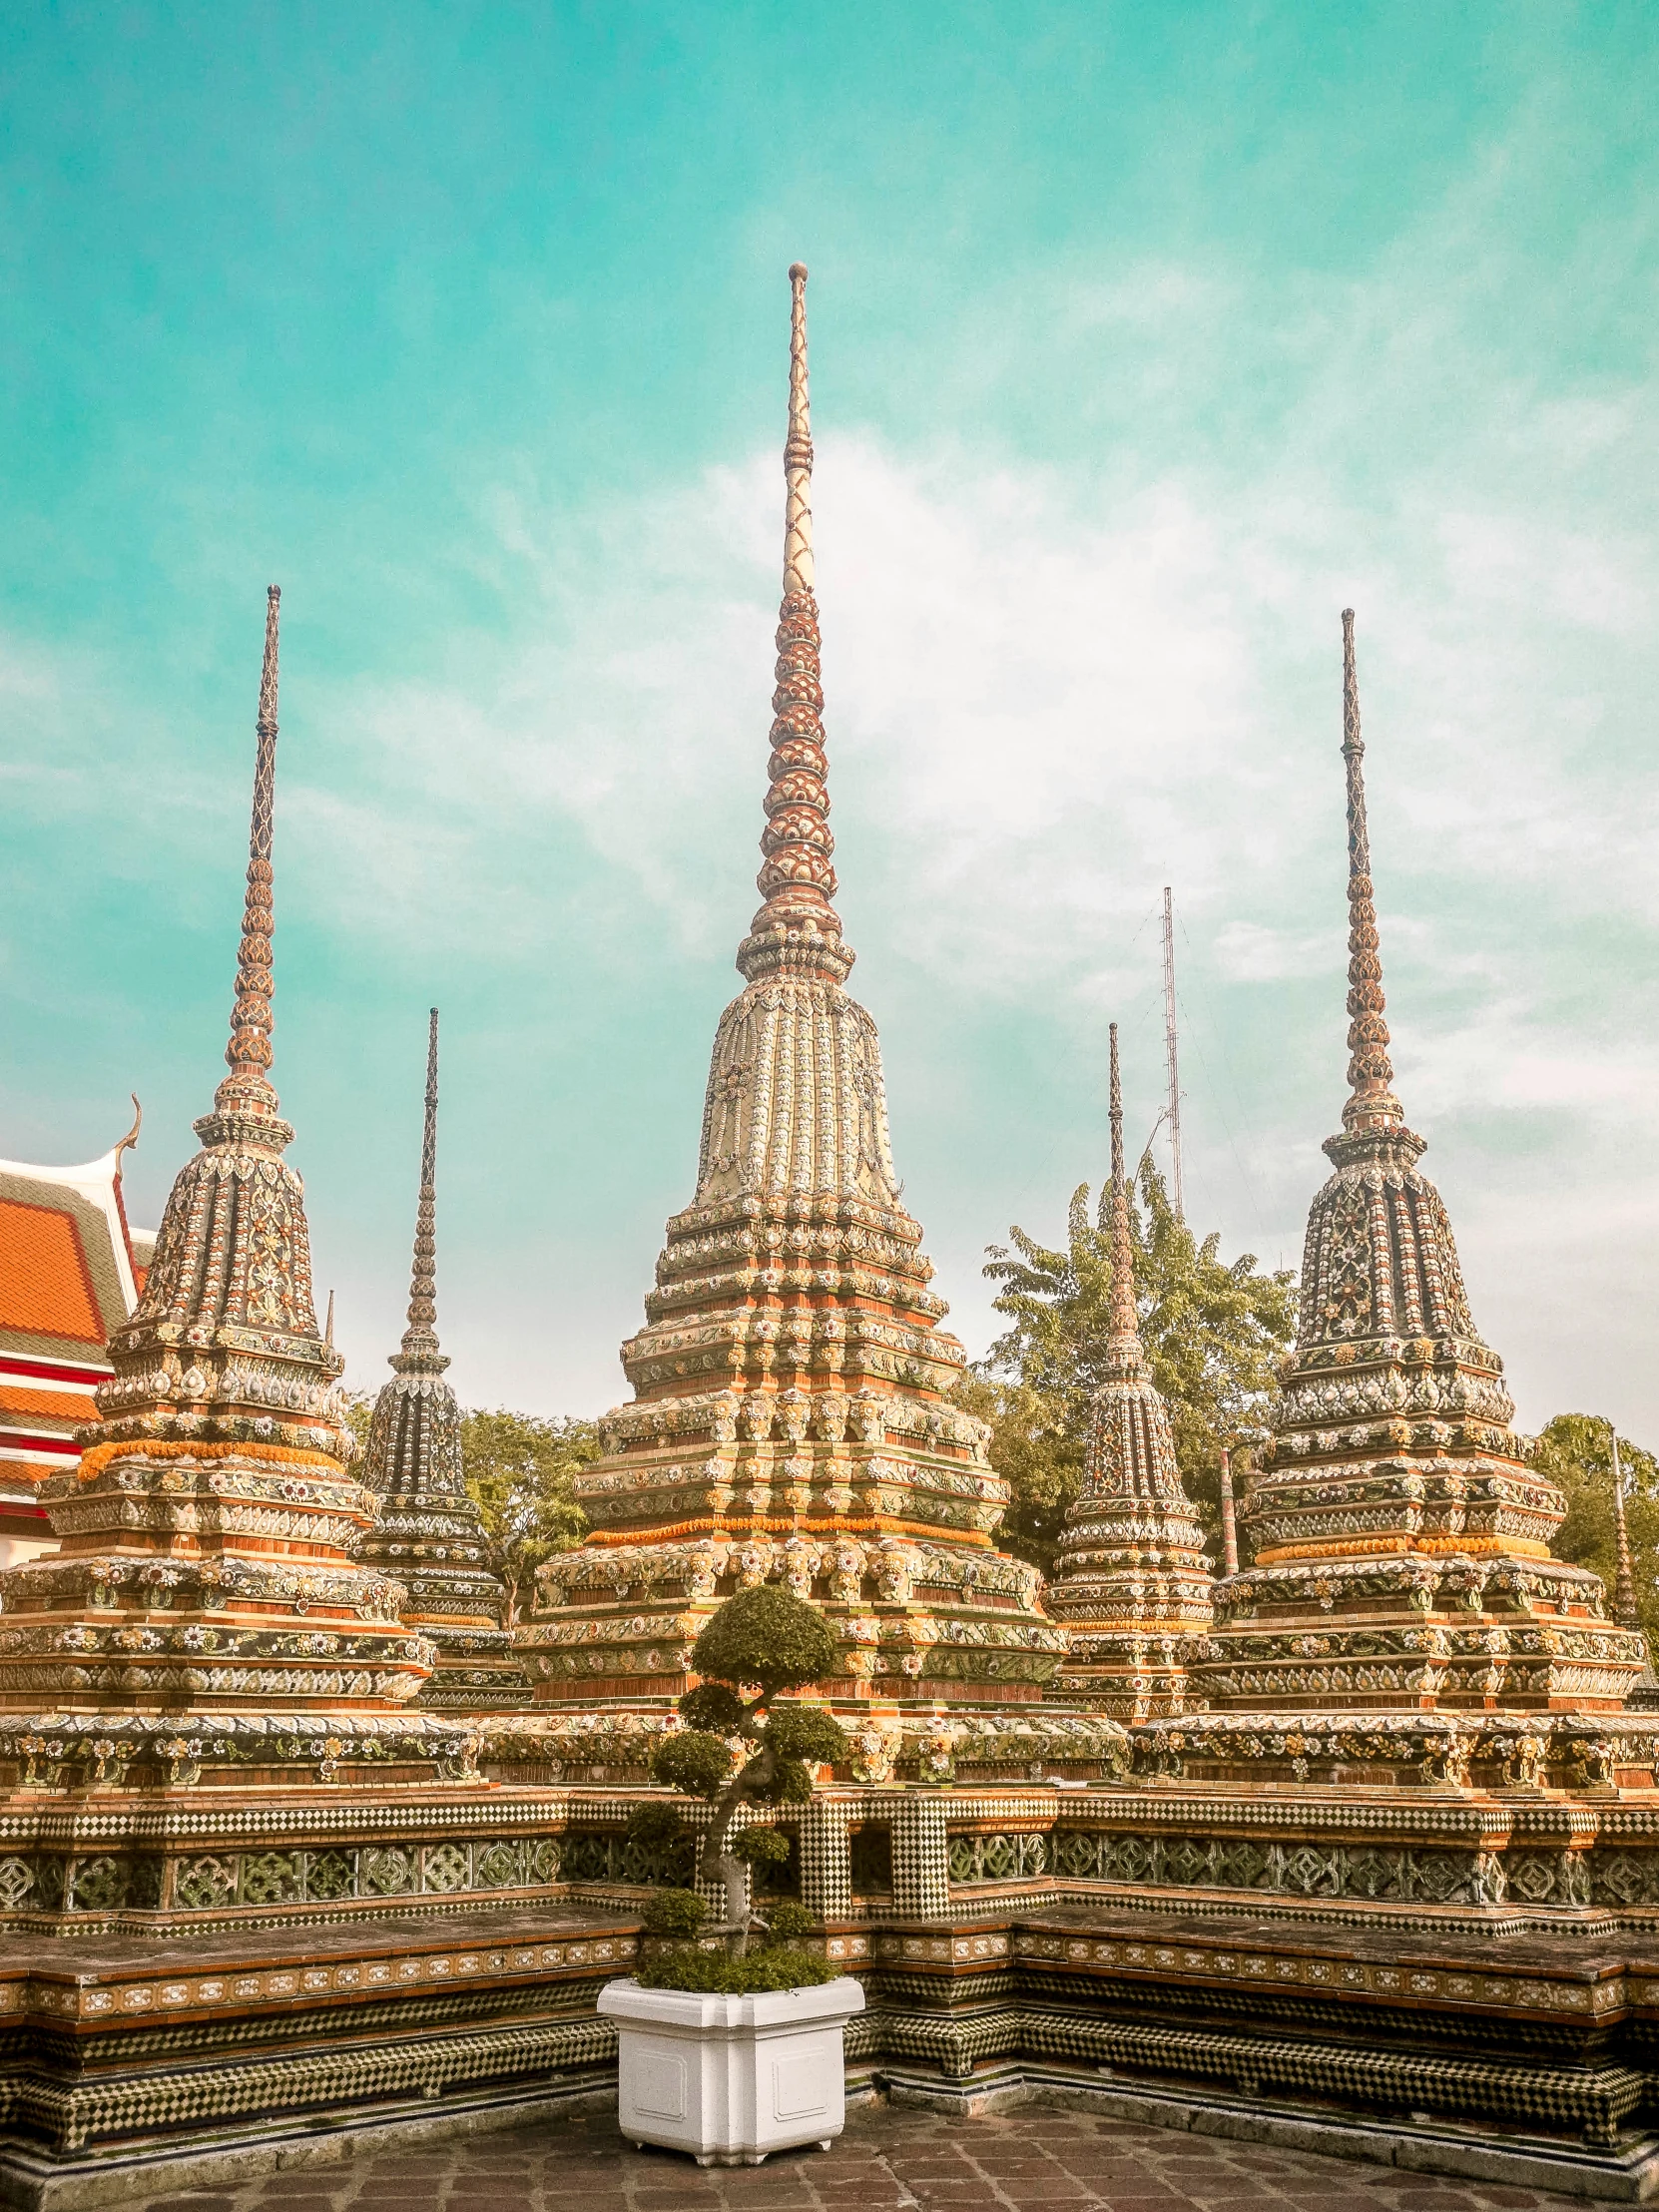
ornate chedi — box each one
[1140,611,1645,1787]
[357,1011,528,1711]
[1046,1024,1211,1719]
[508,267,1118,1787]
[0,588,474,1791]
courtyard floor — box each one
[150,2103,1592,2212]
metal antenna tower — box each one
[1161,884,1185,1220]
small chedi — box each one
[1046,1022,1211,1718]
[1140,610,1646,1788]
[0,589,470,1790]
[509,267,1119,1787]
[356,1010,528,1712]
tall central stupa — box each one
[510,268,1119,1787]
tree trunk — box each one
[697,1726,775,1957]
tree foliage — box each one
[640,1888,708,1939]
[647,1585,848,1956]
[458,1407,596,1622]
[636,1933,838,1993]
[691,1582,840,1697]
[1534,1413,1659,1663]
[974,1156,1297,1574]
[340,1391,376,1454]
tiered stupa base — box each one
[505,1523,1125,1786]
[417,1635,533,1713]
[507,1168,1125,1785]
[1196,1549,1641,1727]
[363,1491,531,1715]
[1045,1428,1215,1723]
[0,1445,475,1789]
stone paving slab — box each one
[145,2103,1592,2211]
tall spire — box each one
[783,262,815,598]
[400,1007,443,1363]
[1340,608,1402,1133]
[1105,1022,1141,1370]
[738,263,850,985]
[216,585,283,1126]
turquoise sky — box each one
[4,4,1657,1436]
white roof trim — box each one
[0,1146,140,1316]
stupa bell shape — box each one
[1187,611,1645,1731]
[356,1012,529,1711]
[0,591,473,1794]
[1047,1026,1212,1719]
[511,268,1121,1788]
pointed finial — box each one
[1340,609,1402,1132]
[738,264,849,984]
[1219,1445,1241,1577]
[784,264,814,596]
[113,1094,142,1173]
[399,1007,444,1363]
[1612,1427,1640,1634]
[1105,1022,1142,1370]
[1109,1020,1125,1190]
[215,586,283,1122]
[325,1288,335,1348]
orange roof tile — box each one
[0,1381,98,1424]
[0,1200,104,1345]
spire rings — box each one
[214,585,284,1122]
[1338,607,1402,1133]
[738,264,848,980]
[401,1007,442,1358]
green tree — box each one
[341,1391,375,1453]
[1533,1413,1659,1664]
[459,1408,597,1622]
[643,1585,848,1958]
[976,1156,1297,1574]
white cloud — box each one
[10,97,1659,1444]
[279,382,1659,1441]
[1213,921,1335,983]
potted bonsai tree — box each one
[598,1583,863,2167]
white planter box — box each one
[598,1973,865,2166]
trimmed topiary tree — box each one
[638,1583,848,1959]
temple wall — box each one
[9,1775,1659,2203]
